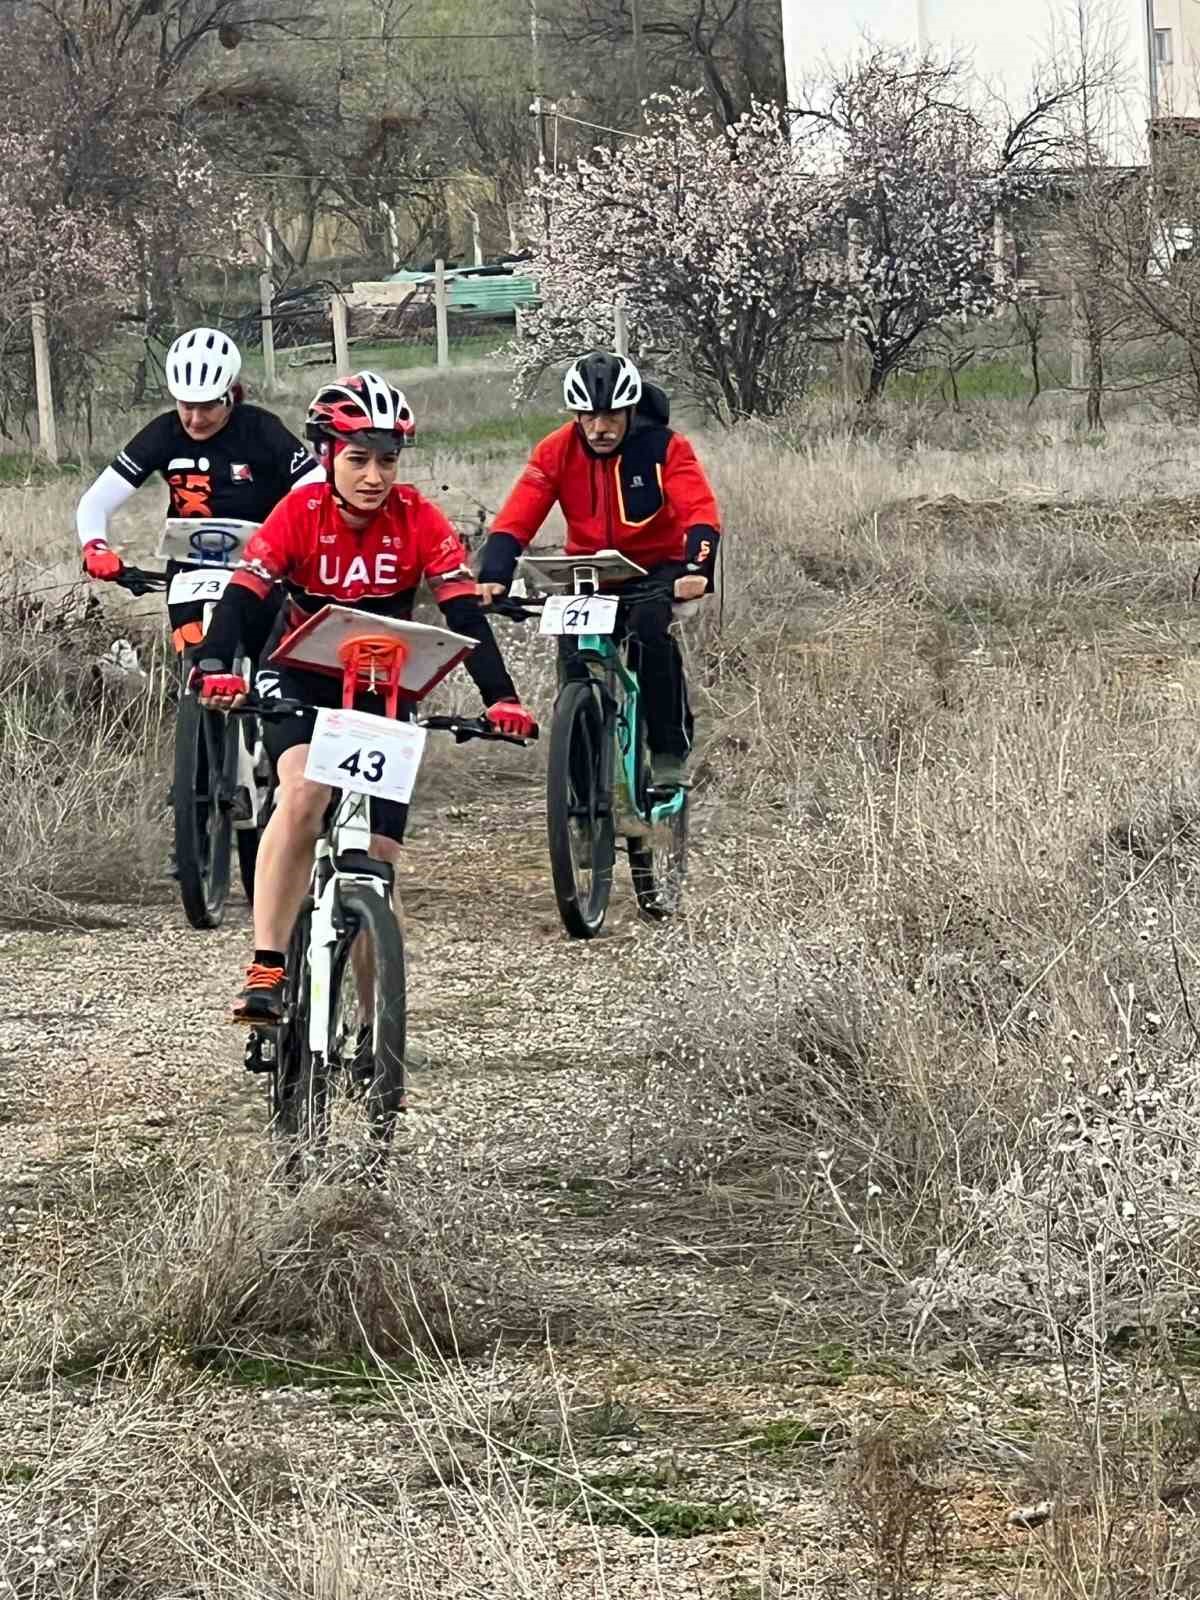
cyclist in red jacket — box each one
[478,351,720,788]
[192,371,535,1023]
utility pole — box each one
[530,0,547,174]
[631,0,646,121]
[530,0,552,241]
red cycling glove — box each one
[188,667,248,699]
[82,540,123,581]
[486,699,537,739]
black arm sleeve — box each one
[200,581,273,673]
[439,595,519,706]
[478,531,524,588]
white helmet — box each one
[166,327,242,403]
[563,351,642,412]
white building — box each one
[780,0,1200,163]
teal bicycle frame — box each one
[574,625,688,830]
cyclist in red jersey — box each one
[478,351,720,789]
[192,371,535,1023]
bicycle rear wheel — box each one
[173,682,235,929]
[628,795,690,918]
[625,695,689,919]
[546,679,614,939]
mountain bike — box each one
[226,609,536,1175]
[496,550,692,939]
[116,517,268,928]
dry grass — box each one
[13,388,1200,1593]
[19,1146,549,1376]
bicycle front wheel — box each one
[546,679,614,939]
[330,882,407,1151]
[173,686,235,929]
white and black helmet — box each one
[165,327,242,404]
[563,351,642,413]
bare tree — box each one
[21,0,318,87]
[548,0,785,129]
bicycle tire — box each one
[546,679,614,939]
[173,684,235,929]
[628,796,690,919]
[625,685,690,920]
[274,889,406,1172]
[335,883,408,1149]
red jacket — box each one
[490,420,721,571]
[233,482,476,618]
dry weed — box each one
[46,1147,544,1371]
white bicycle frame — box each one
[164,516,268,835]
[303,791,389,1059]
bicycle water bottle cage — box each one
[338,635,409,719]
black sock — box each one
[254,948,286,970]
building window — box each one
[1155,28,1173,65]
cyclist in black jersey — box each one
[76,326,323,651]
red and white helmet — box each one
[305,371,416,455]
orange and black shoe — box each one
[233,962,286,1025]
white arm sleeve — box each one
[76,466,139,545]
[290,463,326,492]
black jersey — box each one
[110,404,317,523]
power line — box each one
[251,29,532,42]
[545,107,643,141]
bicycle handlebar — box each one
[113,566,169,597]
[489,595,544,622]
[488,582,677,621]
[226,695,536,747]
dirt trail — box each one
[0,772,1042,1597]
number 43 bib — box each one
[305,709,427,804]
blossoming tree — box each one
[512,92,840,421]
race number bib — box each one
[539,594,619,636]
[168,569,231,605]
[305,710,427,805]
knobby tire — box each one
[173,681,235,929]
[546,679,613,939]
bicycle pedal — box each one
[243,1028,278,1075]
[645,783,689,804]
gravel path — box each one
[0,766,1053,1597]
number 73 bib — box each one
[305,709,427,804]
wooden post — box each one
[435,258,450,368]
[259,273,276,391]
[1070,282,1085,389]
[331,292,350,373]
[613,300,628,356]
[31,297,58,465]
